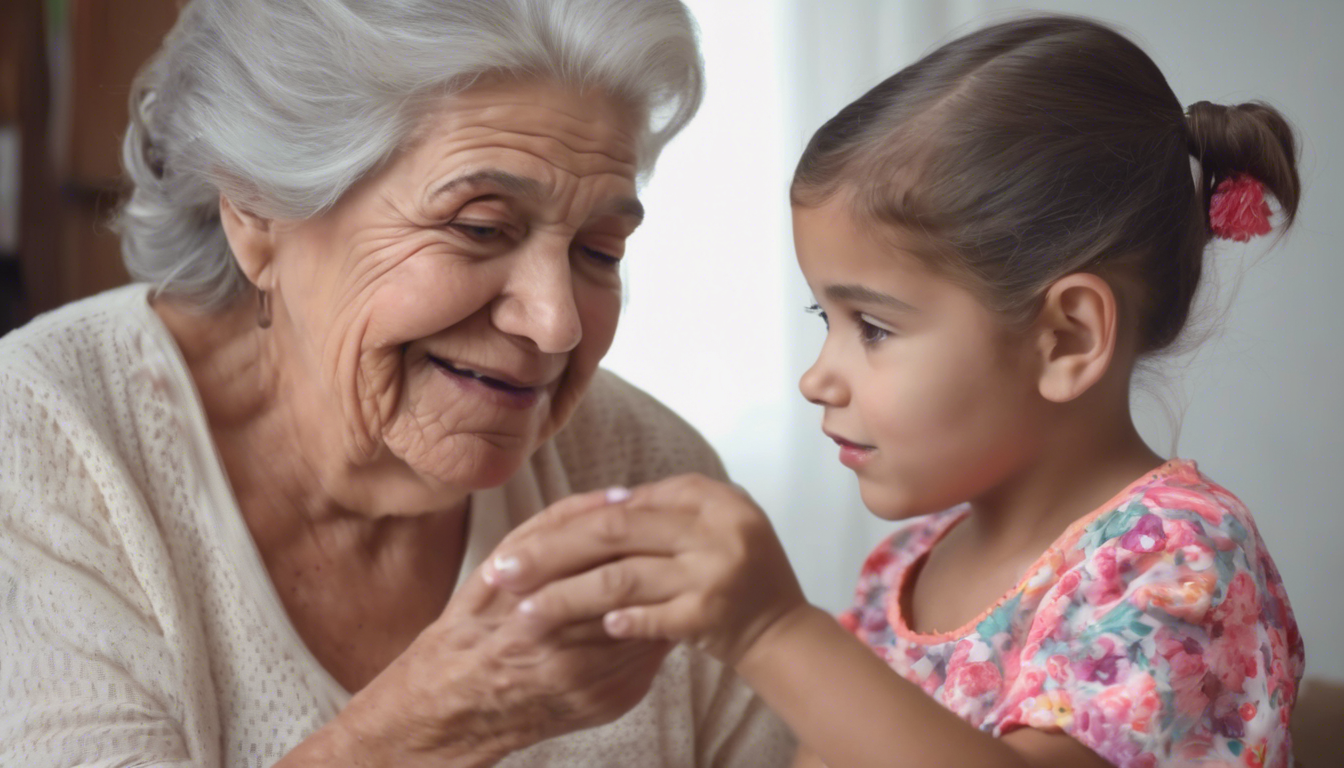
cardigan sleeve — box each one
[0,370,218,766]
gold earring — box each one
[257,288,272,329]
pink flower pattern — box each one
[838,460,1303,767]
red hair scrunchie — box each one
[1209,175,1273,242]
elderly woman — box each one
[0,0,794,765]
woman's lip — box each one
[428,356,544,410]
[427,355,550,390]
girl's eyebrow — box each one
[825,284,917,312]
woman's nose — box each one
[798,347,848,407]
[491,246,583,354]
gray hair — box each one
[116,0,704,310]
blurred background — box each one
[1,0,1340,759]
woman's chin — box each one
[389,429,536,494]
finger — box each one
[483,486,631,585]
[488,505,698,593]
[624,472,742,510]
[602,594,704,643]
[514,556,686,629]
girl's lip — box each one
[824,430,875,450]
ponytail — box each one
[1187,101,1301,232]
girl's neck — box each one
[960,400,1164,558]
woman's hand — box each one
[282,491,675,767]
[484,474,810,668]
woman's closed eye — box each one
[450,221,507,242]
[577,244,621,269]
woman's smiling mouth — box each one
[427,354,547,410]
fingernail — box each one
[605,486,632,504]
[604,610,629,636]
[491,555,521,580]
[518,598,537,615]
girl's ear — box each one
[1032,273,1118,403]
[218,196,275,288]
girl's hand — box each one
[483,474,810,667]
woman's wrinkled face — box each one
[261,79,642,497]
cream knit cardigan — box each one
[0,285,793,767]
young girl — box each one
[481,15,1303,768]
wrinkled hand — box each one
[339,495,674,764]
[483,474,809,668]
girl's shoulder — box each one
[1058,459,1273,578]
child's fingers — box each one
[514,555,686,630]
[487,504,697,593]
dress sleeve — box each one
[0,373,215,766]
[999,498,1302,768]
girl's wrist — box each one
[734,602,834,681]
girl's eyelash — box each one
[857,315,890,345]
[807,303,891,345]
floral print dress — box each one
[838,460,1303,768]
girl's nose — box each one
[799,348,848,407]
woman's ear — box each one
[218,196,275,288]
[1032,273,1118,403]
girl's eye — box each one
[857,313,892,345]
[579,245,621,268]
[805,303,829,328]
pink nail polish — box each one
[605,486,632,504]
[492,555,520,579]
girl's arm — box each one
[484,475,1109,768]
[739,601,1110,768]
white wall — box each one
[604,0,1344,683]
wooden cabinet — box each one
[2,0,181,328]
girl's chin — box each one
[857,481,933,521]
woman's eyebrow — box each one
[430,169,544,202]
[428,169,644,222]
[824,284,917,312]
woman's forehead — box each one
[408,79,642,172]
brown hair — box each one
[792,15,1300,353]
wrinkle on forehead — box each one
[405,80,642,172]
